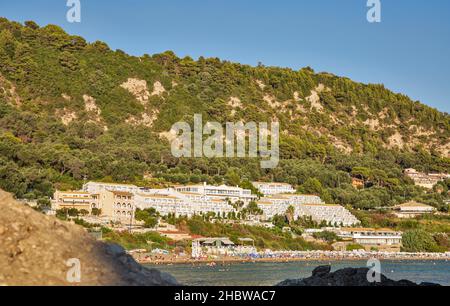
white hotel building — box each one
[83,182,139,194]
[77,181,360,226]
[257,194,360,227]
[134,183,254,217]
[174,183,257,204]
[135,193,235,218]
[252,182,296,196]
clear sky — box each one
[0,0,449,112]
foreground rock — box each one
[277,265,440,286]
[0,190,178,286]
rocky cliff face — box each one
[0,190,178,286]
[276,265,440,287]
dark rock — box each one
[105,243,126,256]
[312,265,331,277]
[276,265,441,287]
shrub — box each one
[402,229,440,253]
[346,243,365,251]
[313,231,339,243]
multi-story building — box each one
[252,182,296,196]
[100,190,135,224]
[82,182,139,195]
[174,183,257,204]
[297,204,360,227]
[191,238,236,258]
[338,228,403,252]
[393,201,436,219]
[257,194,359,226]
[52,191,98,213]
[351,178,364,189]
[135,190,234,218]
[257,194,324,220]
[404,168,449,189]
[54,189,136,224]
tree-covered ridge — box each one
[0,18,449,211]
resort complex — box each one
[52,181,360,227]
[47,177,450,259]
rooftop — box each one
[253,182,293,186]
[86,182,137,187]
[395,201,435,209]
[194,237,235,245]
[111,191,134,196]
[341,228,398,233]
[137,194,178,199]
[57,191,91,195]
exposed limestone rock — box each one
[0,74,21,106]
[0,190,178,286]
[61,93,72,101]
[151,81,166,97]
[58,108,77,126]
[276,265,440,287]
[263,94,280,109]
[126,112,158,128]
[83,95,101,116]
[256,79,266,90]
[363,118,380,130]
[228,97,242,116]
[387,131,405,149]
[329,135,353,154]
[120,78,150,104]
[228,96,242,108]
[306,84,327,112]
[439,142,450,157]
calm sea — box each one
[145,260,450,286]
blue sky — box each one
[0,0,449,112]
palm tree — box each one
[285,205,295,225]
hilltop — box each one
[0,17,449,210]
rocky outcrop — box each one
[120,78,150,104]
[276,265,440,287]
[0,190,178,286]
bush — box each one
[433,233,450,251]
[135,208,159,229]
[313,231,339,243]
[346,243,365,251]
[402,230,441,253]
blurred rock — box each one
[0,190,178,286]
[276,265,440,286]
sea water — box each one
[145,260,450,286]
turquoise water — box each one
[145,260,450,286]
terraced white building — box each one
[252,182,296,196]
[257,194,359,227]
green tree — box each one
[402,230,440,253]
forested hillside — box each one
[0,18,449,210]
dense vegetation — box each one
[175,216,329,251]
[102,228,182,251]
[0,18,449,213]
[402,229,446,253]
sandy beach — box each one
[134,251,450,265]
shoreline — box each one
[137,254,450,265]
